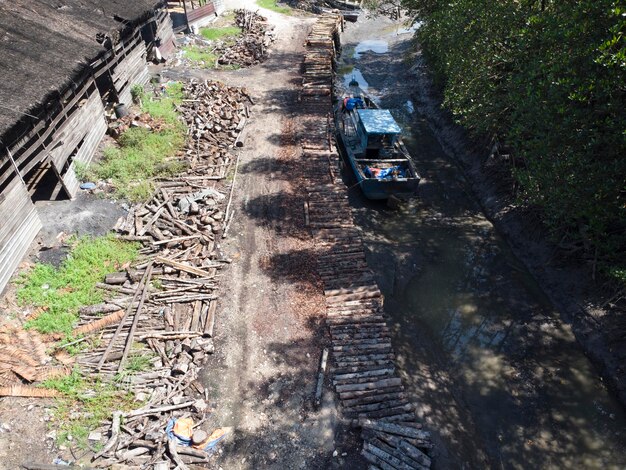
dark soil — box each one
[336,14,626,469]
[408,37,626,409]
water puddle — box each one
[353,39,389,58]
[342,68,370,91]
[340,68,382,105]
[396,21,423,35]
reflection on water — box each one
[396,21,423,35]
[353,39,389,58]
[361,193,626,469]
[342,68,370,91]
[339,16,626,470]
[340,68,382,105]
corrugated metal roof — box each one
[357,109,401,135]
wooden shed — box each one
[0,0,175,294]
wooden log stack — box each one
[301,14,342,113]
[68,79,252,467]
[300,18,433,469]
[217,9,277,67]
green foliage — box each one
[161,82,185,106]
[42,370,135,449]
[73,160,89,182]
[404,0,626,281]
[18,236,138,334]
[256,0,292,15]
[89,84,186,202]
[183,46,218,68]
[200,26,241,41]
[130,84,144,103]
[125,353,153,372]
[41,369,85,395]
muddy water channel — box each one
[337,16,626,469]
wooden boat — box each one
[334,81,420,200]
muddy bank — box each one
[407,29,626,409]
[336,14,626,469]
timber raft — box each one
[299,15,433,469]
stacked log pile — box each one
[69,79,251,467]
[217,9,276,67]
[300,18,433,469]
[301,15,342,112]
[300,15,342,149]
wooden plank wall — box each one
[60,90,108,196]
[48,81,100,169]
[112,38,151,106]
[0,176,42,294]
[187,3,216,24]
[0,13,162,294]
[3,74,95,187]
[156,8,176,57]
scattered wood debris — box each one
[0,79,252,468]
[175,9,276,70]
[70,79,252,467]
[107,111,168,138]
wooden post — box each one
[5,146,25,186]
[181,1,191,34]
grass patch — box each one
[220,11,236,23]
[119,343,154,376]
[91,127,186,201]
[256,0,292,14]
[42,370,136,449]
[182,46,218,68]
[200,26,241,42]
[17,235,139,334]
[125,353,153,373]
[85,83,187,202]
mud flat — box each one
[335,14,626,469]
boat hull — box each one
[358,177,420,200]
[335,125,420,200]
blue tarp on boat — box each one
[364,165,407,179]
[357,109,402,135]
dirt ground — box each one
[161,4,365,467]
[2,4,623,470]
[0,3,364,469]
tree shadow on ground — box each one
[241,191,309,241]
[202,312,367,470]
[259,248,322,291]
[238,156,299,179]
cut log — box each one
[361,420,431,440]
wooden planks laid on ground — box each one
[301,14,342,107]
[299,17,433,468]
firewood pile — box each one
[70,79,252,467]
[0,79,251,467]
[107,112,168,138]
[217,9,276,67]
[301,14,342,110]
